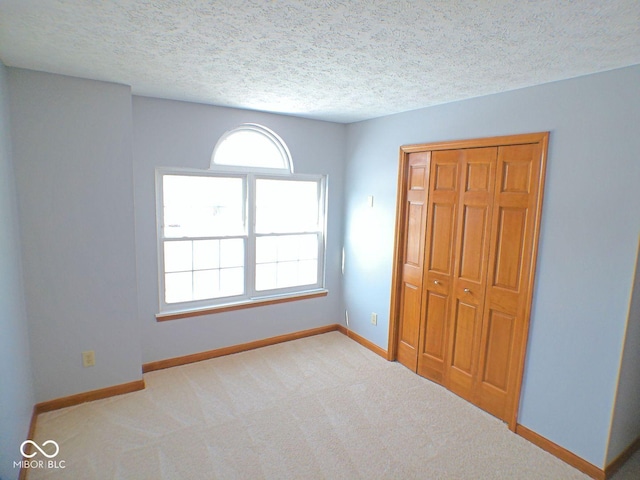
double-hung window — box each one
[156,124,327,316]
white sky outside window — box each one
[256,179,319,233]
[162,175,245,304]
[255,234,318,291]
[163,175,244,238]
[164,238,245,304]
[255,178,321,291]
[214,130,287,169]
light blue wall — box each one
[4,62,638,472]
[607,238,640,464]
[0,63,35,480]
[132,96,346,364]
[343,65,640,468]
[8,69,142,402]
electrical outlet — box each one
[371,312,377,326]
[82,350,95,367]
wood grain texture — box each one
[390,132,549,430]
[445,147,496,403]
[416,150,459,383]
[337,324,389,360]
[395,152,430,371]
[516,424,605,480]
[400,133,549,153]
[35,380,146,413]
[388,147,409,360]
[505,133,549,430]
[143,324,340,372]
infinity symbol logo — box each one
[20,440,60,459]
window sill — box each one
[155,289,329,321]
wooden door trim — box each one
[506,133,549,429]
[389,147,416,358]
[389,132,549,430]
[399,132,548,153]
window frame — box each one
[155,167,328,317]
[252,174,326,296]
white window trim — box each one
[155,167,328,317]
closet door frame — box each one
[389,132,549,431]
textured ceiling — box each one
[1,0,639,123]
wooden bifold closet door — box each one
[389,133,548,429]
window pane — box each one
[277,262,298,288]
[255,179,319,233]
[220,238,244,268]
[193,240,220,270]
[255,234,319,291]
[255,263,277,291]
[165,272,192,304]
[220,267,244,297]
[164,237,247,303]
[193,270,219,301]
[256,235,318,263]
[214,130,286,169]
[164,241,192,273]
[255,236,277,263]
[298,259,318,285]
[299,235,318,260]
[163,175,244,238]
[276,235,300,262]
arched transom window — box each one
[211,124,293,172]
[156,124,327,318]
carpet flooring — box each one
[28,331,638,479]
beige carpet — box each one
[28,332,636,479]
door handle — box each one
[434,280,440,285]
[464,288,471,293]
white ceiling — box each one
[1,0,639,123]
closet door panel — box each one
[416,151,459,383]
[396,153,430,371]
[397,283,421,370]
[452,301,477,372]
[447,299,478,395]
[477,142,544,422]
[423,291,448,359]
[493,207,528,291]
[482,310,515,391]
[428,204,456,273]
[445,148,497,400]
[458,205,490,281]
[392,133,547,430]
